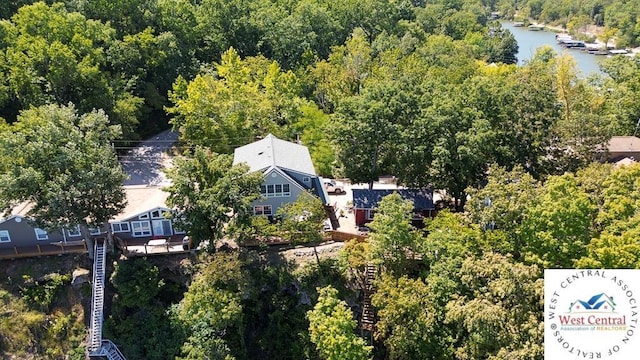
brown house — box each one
[604,136,640,163]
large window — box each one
[131,221,152,237]
[111,222,130,233]
[35,228,48,240]
[260,184,291,197]
[254,205,273,216]
[0,230,10,243]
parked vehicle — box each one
[324,180,345,194]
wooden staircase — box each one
[361,264,377,331]
[88,239,126,360]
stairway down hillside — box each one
[88,239,126,360]
[361,264,377,332]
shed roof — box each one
[232,134,316,175]
[352,189,434,210]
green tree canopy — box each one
[445,252,543,360]
[519,173,596,268]
[0,103,127,258]
[367,192,423,275]
[168,47,322,153]
[373,275,445,359]
[173,252,247,359]
[165,146,263,249]
[307,285,372,360]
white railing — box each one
[87,240,127,359]
[88,240,106,353]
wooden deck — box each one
[118,236,194,257]
[0,231,368,260]
[0,241,88,260]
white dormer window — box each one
[67,225,81,237]
[35,228,48,240]
[0,230,11,243]
[139,213,149,220]
[151,210,162,219]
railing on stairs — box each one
[95,340,127,360]
[361,264,377,332]
[88,239,126,360]
[88,239,106,354]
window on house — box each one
[303,177,310,183]
[173,225,186,235]
[138,213,149,220]
[150,210,163,219]
[262,184,291,197]
[254,205,273,216]
[67,225,81,237]
[131,221,152,237]
[89,227,102,235]
[0,230,10,243]
[367,210,376,220]
[35,228,48,240]
[111,222,130,233]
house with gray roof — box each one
[0,131,183,258]
[352,189,435,227]
[233,134,329,218]
[604,136,640,163]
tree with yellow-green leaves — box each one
[307,285,372,360]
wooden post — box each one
[13,246,18,255]
[37,244,41,254]
[60,242,65,254]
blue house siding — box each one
[254,169,305,216]
[0,216,68,249]
[233,134,329,214]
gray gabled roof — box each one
[352,189,434,210]
[232,134,317,175]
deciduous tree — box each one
[173,252,247,359]
[307,285,372,360]
[165,146,263,250]
[445,252,543,360]
[367,193,423,275]
[0,103,127,258]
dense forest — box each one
[1,0,640,359]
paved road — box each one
[120,130,178,186]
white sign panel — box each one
[545,269,640,359]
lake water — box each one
[501,21,605,77]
